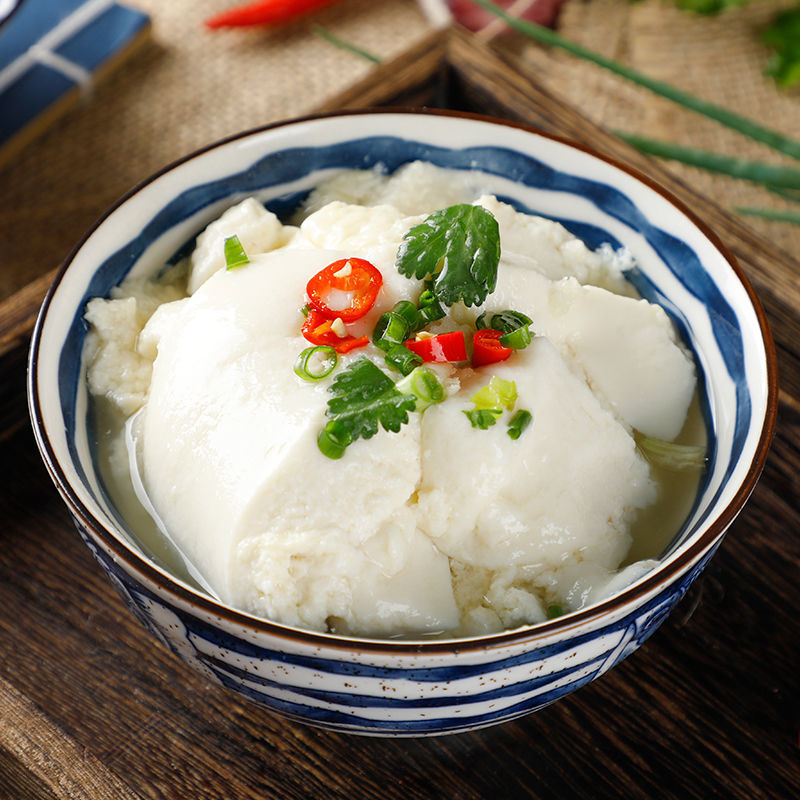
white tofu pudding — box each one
[83,162,704,639]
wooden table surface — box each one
[1,29,798,800]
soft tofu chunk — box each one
[416,338,656,572]
[140,248,457,636]
[188,198,288,294]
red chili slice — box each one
[404,331,467,363]
[306,258,383,323]
[472,329,513,367]
[301,309,369,354]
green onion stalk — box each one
[469,0,800,163]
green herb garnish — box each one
[396,204,501,308]
[470,0,800,162]
[763,6,800,89]
[383,344,423,376]
[317,420,352,460]
[616,133,800,190]
[395,366,445,411]
[635,431,707,471]
[416,288,447,325]
[224,235,249,270]
[294,345,337,382]
[471,377,517,411]
[373,310,412,351]
[320,358,417,457]
[390,300,421,330]
[735,206,800,226]
[476,309,534,350]
[311,23,381,64]
[507,409,532,440]
[463,408,502,429]
[547,604,564,619]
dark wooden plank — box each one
[0,677,143,800]
[1,417,797,799]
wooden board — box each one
[1,27,798,799]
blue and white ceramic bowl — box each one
[28,110,777,736]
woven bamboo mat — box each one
[0,0,433,301]
[2,0,799,303]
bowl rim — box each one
[28,107,779,655]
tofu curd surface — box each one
[84,162,700,638]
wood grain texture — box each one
[1,28,797,799]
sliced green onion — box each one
[224,235,249,270]
[294,345,338,381]
[490,310,533,333]
[391,300,420,329]
[482,310,533,350]
[635,431,707,471]
[373,311,410,351]
[417,289,446,324]
[508,409,533,440]
[395,366,445,411]
[616,133,800,190]
[384,344,423,376]
[472,377,517,411]
[499,326,532,350]
[735,206,800,225]
[318,420,352,459]
[311,24,381,64]
[463,408,502,429]
[470,0,800,163]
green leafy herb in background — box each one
[471,0,800,225]
[664,0,800,90]
[763,6,800,89]
[671,0,749,14]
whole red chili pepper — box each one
[205,0,339,29]
[472,329,513,367]
[405,331,467,363]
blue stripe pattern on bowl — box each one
[36,114,770,737]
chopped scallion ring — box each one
[224,235,250,270]
[507,409,532,440]
[547,604,564,619]
[417,289,446,324]
[499,326,532,350]
[294,345,338,381]
[317,420,352,459]
[373,311,411,351]
[464,408,502,429]
[472,377,517,411]
[384,344,423,375]
[395,366,445,411]
[391,300,420,330]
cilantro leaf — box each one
[396,204,500,308]
[325,358,417,443]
